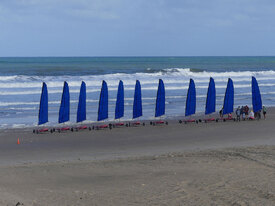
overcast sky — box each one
[0,0,275,56]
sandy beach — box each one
[1,0,275,205]
[0,109,274,205]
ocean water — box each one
[0,56,275,128]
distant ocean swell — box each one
[0,68,275,128]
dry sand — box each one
[0,109,274,205]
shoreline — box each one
[0,110,209,131]
[0,107,274,165]
[0,105,269,133]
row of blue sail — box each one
[38,76,262,126]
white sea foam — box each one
[1,82,275,96]
[9,107,36,110]
[0,101,40,106]
[1,69,275,89]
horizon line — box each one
[1,55,275,58]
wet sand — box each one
[0,109,274,205]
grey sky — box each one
[1,0,275,56]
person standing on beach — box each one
[236,106,241,121]
[249,110,255,120]
[244,105,249,120]
[219,108,223,118]
[241,106,245,120]
[263,106,267,119]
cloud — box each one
[1,0,275,30]
[0,0,125,22]
[1,0,275,56]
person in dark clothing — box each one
[244,105,249,119]
[263,106,267,119]
[219,108,223,118]
[236,106,241,121]
[240,106,244,120]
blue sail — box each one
[133,80,142,119]
[98,80,108,121]
[59,81,70,123]
[223,78,234,115]
[205,77,216,115]
[252,76,262,112]
[155,79,165,117]
[77,81,86,123]
[38,82,48,125]
[185,79,196,116]
[115,80,124,119]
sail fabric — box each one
[77,81,86,123]
[185,79,196,116]
[155,79,165,117]
[38,82,48,125]
[59,81,70,123]
[133,80,142,119]
[115,80,124,119]
[252,76,262,112]
[98,80,108,121]
[223,78,234,115]
[205,77,216,115]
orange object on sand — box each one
[17,138,20,145]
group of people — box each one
[235,105,267,121]
[219,106,267,121]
